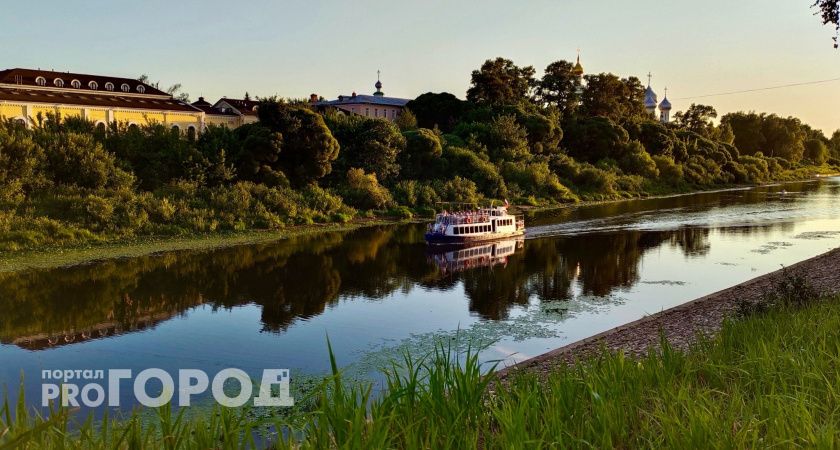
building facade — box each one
[311,74,409,121]
[0,68,259,134]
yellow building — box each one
[0,68,258,135]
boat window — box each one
[454,227,460,235]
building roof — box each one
[0,68,169,96]
[214,98,260,116]
[0,67,201,113]
[0,86,201,113]
[659,96,672,110]
[192,97,239,116]
[644,85,658,108]
[315,94,410,108]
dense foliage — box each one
[1,58,838,252]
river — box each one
[1,177,839,414]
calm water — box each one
[2,178,840,413]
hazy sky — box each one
[2,1,839,132]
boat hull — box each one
[424,230,525,246]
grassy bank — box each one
[0,218,409,274]
[2,279,838,448]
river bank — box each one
[0,218,413,274]
[498,245,840,379]
[3,175,835,274]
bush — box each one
[393,180,440,208]
[653,156,683,185]
[342,168,394,210]
[501,161,577,203]
[619,141,659,178]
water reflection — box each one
[0,222,744,347]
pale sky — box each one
[2,1,839,132]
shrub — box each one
[342,168,394,210]
[652,155,683,185]
[619,141,659,178]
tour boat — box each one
[425,204,525,245]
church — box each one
[309,72,410,122]
[643,74,672,124]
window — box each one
[171,125,180,134]
[95,122,106,133]
[136,85,145,94]
[374,109,379,117]
[453,227,460,235]
[365,108,369,117]
[105,82,114,91]
[89,81,98,90]
[121,83,130,92]
[35,76,46,86]
[187,126,196,141]
[53,78,64,87]
[71,79,81,88]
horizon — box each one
[2,0,839,132]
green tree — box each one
[721,112,765,156]
[804,138,829,164]
[466,57,536,105]
[405,92,467,132]
[563,116,630,162]
[394,109,418,131]
[535,60,580,115]
[257,99,340,186]
[325,113,405,183]
[230,123,286,186]
[400,128,443,177]
[830,129,840,157]
[674,104,718,137]
[579,73,646,121]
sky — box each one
[2,0,839,132]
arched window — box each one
[71,79,81,89]
[35,76,46,86]
[95,122,107,133]
[13,117,27,127]
[136,85,145,94]
[120,83,130,93]
[54,78,64,87]
[89,81,99,90]
[105,82,114,91]
[127,123,140,132]
[186,126,196,141]
[171,125,180,135]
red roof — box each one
[0,68,169,96]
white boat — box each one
[425,205,525,245]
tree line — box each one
[1,56,838,252]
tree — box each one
[721,112,765,156]
[393,109,418,131]
[831,129,840,157]
[325,113,405,183]
[257,99,340,186]
[466,58,536,105]
[400,128,442,177]
[563,116,630,162]
[804,138,829,164]
[137,74,190,102]
[674,104,717,137]
[230,123,285,185]
[579,73,646,121]
[535,60,581,115]
[405,92,467,132]
[813,0,840,47]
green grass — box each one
[3,293,839,448]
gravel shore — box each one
[498,246,840,379]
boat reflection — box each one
[427,239,524,275]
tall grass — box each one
[3,294,839,448]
